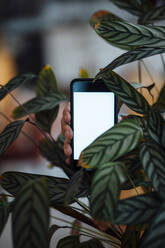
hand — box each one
[61,102,73,164]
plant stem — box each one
[74,198,90,213]
[160,54,165,85]
[141,60,159,95]
[0,193,14,198]
[51,215,121,246]
[138,60,142,84]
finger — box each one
[63,103,71,124]
[64,141,72,157]
[61,122,73,141]
[65,157,71,165]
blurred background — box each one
[0,0,165,247]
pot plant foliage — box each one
[1,0,165,247]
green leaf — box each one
[0,198,10,236]
[0,73,36,101]
[39,138,75,178]
[80,239,105,248]
[64,168,86,204]
[94,20,165,50]
[35,65,61,133]
[0,120,25,156]
[90,10,123,28]
[57,235,80,248]
[36,65,58,96]
[96,47,165,78]
[12,92,67,119]
[121,225,140,248]
[140,141,165,198]
[140,5,165,24]
[110,0,141,16]
[140,204,165,248]
[1,171,71,205]
[147,111,165,148]
[79,118,143,169]
[90,162,127,221]
[114,192,161,225]
[12,177,49,248]
[100,71,150,115]
[35,107,59,133]
[48,224,61,244]
[153,85,165,111]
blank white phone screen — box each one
[74,92,115,160]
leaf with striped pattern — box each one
[0,73,36,101]
[114,192,161,225]
[121,225,140,248]
[140,204,165,248]
[12,92,67,119]
[36,65,60,133]
[1,171,70,205]
[57,235,80,248]
[94,20,165,50]
[90,162,127,221]
[90,10,123,28]
[39,138,75,178]
[1,171,87,205]
[64,168,87,205]
[147,111,165,149]
[12,177,49,248]
[140,141,165,198]
[79,118,143,169]
[153,85,165,111]
[100,71,150,115]
[140,5,165,24]
[0,120,25,156]
[96,47,165,78]
[0,198,10,236]
[110,0,141,16]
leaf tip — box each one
[43,64,51,71]
[78,152,89,168]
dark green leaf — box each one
[96,47,165,78]
[1,171,71,205]
[0,120,25,156]
[12,177,49,248]
[90,162,127,221]
[39,138,75,178]
[140,141,165,198]
[110,0,141,16]
[48,224,61,244]
[0,198,10,236]
[13,92,67,119]
[64,168,86,204]
[140,5,165,24]
[79,118,143,169]
[36,65,58,96]
[94,20,165,50]
[35,107,59,133]
[57,235,80,248]
[0,73,36,101]
[121,225,140,248]
[80,239,105,248]
[153,85,165,111]
[100,71,150,115]
[36,65,61,133]
[114,192,161,225]
[140,204,165,248]
[147,111,165,148]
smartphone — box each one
[70,78,117,167]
